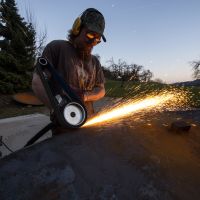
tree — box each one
[107,58,120,79]
[25,6,47,57]
[0,0,36,93]
[153,78,164,84]
[192,60,200,79]
[105,58,153,85]
[128,64,143,81]
[102,66,113,80]
[107,58,128,81]
[140,69,153,82]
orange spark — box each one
[83,91,187,127]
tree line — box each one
[102,58,153,84]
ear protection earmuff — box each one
[71,17,82,36]
[71,8,103,36]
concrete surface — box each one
[0,99,200,200]
[0,114,52,157]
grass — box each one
[105,80,166,98]
[105,79,200,108]
[185,86,200,107]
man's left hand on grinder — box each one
[71,84,105,102]
[83,84,105,102]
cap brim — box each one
[102,34,106,42]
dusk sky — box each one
[16,0,200,83]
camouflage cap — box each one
[81,8,106,42]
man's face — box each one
[74,27,101,55]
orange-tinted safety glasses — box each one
[86,32,101,43]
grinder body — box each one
[36,57,87,128]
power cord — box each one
[0,139,14,153]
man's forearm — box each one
[84,85,105,102]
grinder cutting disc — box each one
[63,102,86,127]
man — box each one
[32,8,106,134]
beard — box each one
[78,47,93,61]
[75,41,93,61]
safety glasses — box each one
[86,32,101,43]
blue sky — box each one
[16,0,200,83]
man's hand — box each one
[83,84,105,102]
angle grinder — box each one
[37,56,87,128]
[25,57,87,147]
